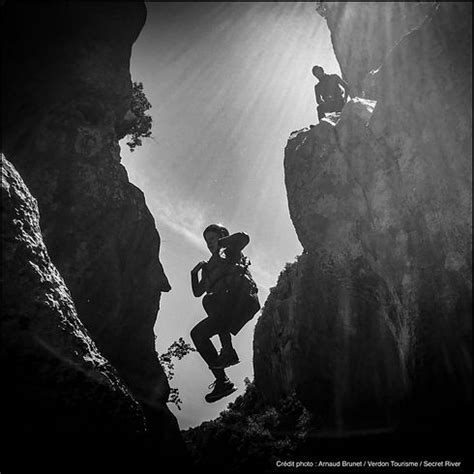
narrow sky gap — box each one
[120,2,340,429]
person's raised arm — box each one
[218,232,250,253]
[314,84,322,105]
[191,261,207,297]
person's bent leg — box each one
[191,317,237,403]
[212,332,240,369]
[219,332,233,352]
[190,317,226,380]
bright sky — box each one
[119,2,340,430]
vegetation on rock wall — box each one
[125,81,153,152]
[159,337,196,410]
[182,378,315,472]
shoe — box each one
[209,348,240,369]
[205,378,237,403]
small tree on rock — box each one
[159,337,196,410]
[125,81,153,152]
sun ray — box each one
[121,2,340,429]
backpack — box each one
[223,252,258,295]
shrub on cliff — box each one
[159,337,196,410]
[124,81,153,152]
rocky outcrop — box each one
[1,154,145,456]
[255,2,471,434]
[1,1,185,461]
[3,1,167,399]
[319,2,436,98]
[255,102,408,429]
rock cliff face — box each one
[254,2,472,433]
[320,2,437,98]
[1,154,145,457]
[1,1,184,460]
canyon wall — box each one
[320,2,437,98]
[1,1,186,463]
[254,2,472,433]
[2,154,148,464]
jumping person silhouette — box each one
[312,65,350,121]
[190,224,260,403]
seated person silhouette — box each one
[312,65,350,121]
[190,224,260,403]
